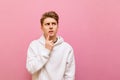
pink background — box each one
[0,0,120,80]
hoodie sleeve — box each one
[26,41,50,74]
[64,49,75,80]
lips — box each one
[49,31,53,33]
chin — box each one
[49,35,54,37]
[49,34,55,37]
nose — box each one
[49,24,53,29]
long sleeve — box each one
[64,49,75,80]
[26,42,50,74]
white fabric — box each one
[26,35,75,80]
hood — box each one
[38,35,64,46]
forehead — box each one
[43,17,57,23]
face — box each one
[41,17,58,38]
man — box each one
[26,11,75,80]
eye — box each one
[52,22,57,25]
[45,23,50,25]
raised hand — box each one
[45,35,54,51]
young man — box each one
[26,11,75,80]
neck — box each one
[50,36,56,41]
[51,36,58,43]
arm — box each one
[26,42,50,74]
[64,49,75,80]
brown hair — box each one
[40,11,59,26]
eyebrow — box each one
[45,22,57,24]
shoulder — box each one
[62,42,73,51]
[29,39,39,47]
[62,42,75,59]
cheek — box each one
[56,27,58,31]
[54,28,58,33]
[42,27,48,31]
[41,29,47,33]
[55,26,58,29]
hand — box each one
[45,35,54,51]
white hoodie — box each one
[26,35,75,80]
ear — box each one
[41,25,43,30]
[57,24,59,28]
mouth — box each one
[49,31,54,34]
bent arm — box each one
[26,42,50,74]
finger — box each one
[50,40,53,43]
